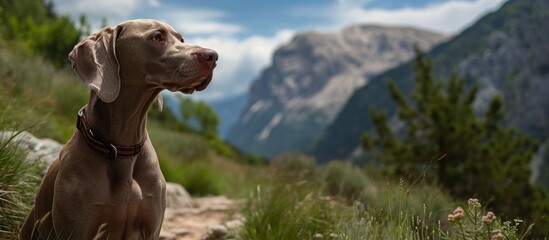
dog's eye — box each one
[180,38,184,43]
[152,34,163,42]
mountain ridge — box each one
[227,25,447,157]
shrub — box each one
[177,160,229,196]
[269,152,316,181]
[322,161,372,203]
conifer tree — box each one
[362,49,548,226]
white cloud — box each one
[52,0,242,36]
[179,22,243,36]
[188,29,295,101]
[329,0,507,33]
[157,10,244,36]
[148,0,160,8]
[52,0,140,29]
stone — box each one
[0,131,62,175]
[166,182,193,209]
[202,225,229,240]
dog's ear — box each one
[69,26,122,103]
[155,93,164,112]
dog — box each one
[20,19,218,239]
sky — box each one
[52,0,507,101]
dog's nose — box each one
[198,48,218,68]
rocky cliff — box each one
[227,26,446,157]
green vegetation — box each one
[322,161,371,203]
[0,0,84,68]
[178,95,221,137]
[0,96,41,238]
[240,183,347,240]
[0,0,89,68]
[362,48,549,237]
[239,156,531,239]
[445,198,532,240]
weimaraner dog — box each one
[20,19,218,239]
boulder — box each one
[0,131,62,174]
[166,182,193,208]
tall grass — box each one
[151,121,259,197]
[0,96,40,239]
[160,157,230,196]
[238,177,445,240]
[240,183,351,240]
[237,155,537,240]
[0,132,39,239]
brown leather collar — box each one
[76,107,146,160]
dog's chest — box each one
[128,179,144,202]
[109,179,143,203]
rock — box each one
[223,216,244,230]
[201,214,244,240]
[0,130,62,174]
[159,229,177,240]
[202,225,229,240]
[166,182,193,209]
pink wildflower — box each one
[448,206,465,222]
[482,211,497,224]
[468,198,481,208]
[491,229,504,240]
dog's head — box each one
[69,19,218,103]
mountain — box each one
[209,93,248,138]
[227,25,446,158]
[312,0,549,167]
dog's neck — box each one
[84,85,161,147]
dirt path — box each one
[160,196,242,240]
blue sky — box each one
[52,0,507,101]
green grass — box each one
[0,96,41,239]
[237,156,533,240]
[0,42,87,142]
[0,133,39,239]
[160,157,229,196]
[240,183,351,240]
